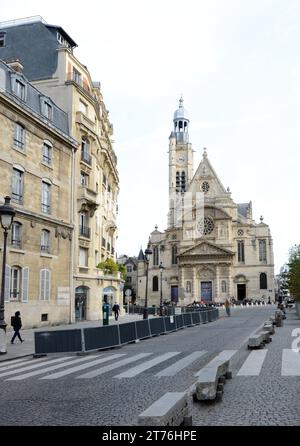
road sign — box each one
[125,289,132,297]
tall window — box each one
[152,276,159,292]
[10,267,21,299]
[172,245,178,265]
[186,281,191,293]
[237,240,245,262]
[42,142,52,165]
[14,79,26,100]
[80,171,88,186]
[260,273,268,289]
[41,229,50,253]
[40,269,51,300]
[79,100,87,114]
[153,246,159,266]
[79,247,88,267]
[0,32,6,47]
[79,212,90,238]
[221,280,227,293]
[73,68,82,86]
[11,222,22,248]
[259,240,267,262]
[42,101,52,120]
[14,123,25,150]
[12,168,24,203]
[127,266,133,274]
[81,138,91,165]
[41,181,51,213]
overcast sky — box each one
[2,0,300,273]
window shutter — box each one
[40,269,45,300]
[4,265,11,302]
[22,267,29,302]
[45,270,51,300]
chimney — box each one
[6,58,24,73]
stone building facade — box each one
[0,58,77,328]
[0,16,123,325]
[138,99,275,306]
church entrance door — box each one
[201,281,212,302]
[171,286,178,303]
[237,284,246,301]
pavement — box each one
[0,313,149,362]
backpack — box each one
[11,316,16,327]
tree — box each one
[96,258,126,280]
[287,245,300,301]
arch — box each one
[186,281,191,293]
[221,280,227,293]
[12,163,25,173]
[152,276,159,292]
[260,273,267,289]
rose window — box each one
[201,181,210,193]
[197,216,214,235]
[237,229,244,236]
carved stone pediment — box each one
[180,241,234,258]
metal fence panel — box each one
[192,312,201,325]
[34,329,82,354]
[164,315,177,332]
[84,325,120,351]
[183,313,193,326]
[175,314,184,329]
[119,322,137,345]
[149,317,165,336]
[135,320,151,339]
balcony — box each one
[76,111,96,132]
[81,150,92,166]
[11,239,21,249]
[79,225,90,239]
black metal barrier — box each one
[34,309,219,354]
[84,325,119,351]
[34,329,82,354]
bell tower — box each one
[168,97,194,227]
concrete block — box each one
[195,359,230,401]
[248,334,263,348]
[138,392,190,426]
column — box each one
[192,266,197,300]
[215,265,220,302]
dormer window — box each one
[40,97,53,120]
[12,78,26,101]
[57,32,71,49]
[0,32,6,47]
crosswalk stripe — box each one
[0,357,46,371]
[114,352,181,379]
[40,353,126,380]
[237,350,268,376]
[155,351,207,377]
[281,349,300,376]
[194,350,237,376]
[77,353,153,379]
[6,355,99,380]
[0,357,70,379]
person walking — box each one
[10,311,24,344]
[224,298,231,317]
[112,303,120,321]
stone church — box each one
[137,98,275,306]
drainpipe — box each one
[69,146,76,324]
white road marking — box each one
[0,357,70,378]
[281,349,300,376]
[237,350,268,376]
[155,351,207,377]
[77,353,153,379]
[194,350,237,376]
[0,357,46,371]
[114,352,181,379]
[6,355,99,380]
[41,353,126,380]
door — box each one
[201,281,212,302]
[237,284,246,301]
[75,286,88,321]
[171,286,178,303]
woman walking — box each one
[224,299,231,317]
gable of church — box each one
[179,241,234,258]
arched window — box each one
[186,281,191,293]
[152,276,159,292]
[260,273,267,289]
[172,245,177,265]
[221,280,227,293]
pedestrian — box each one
[268,296,271,304]
[10,311,24,344]
[224,298,231,317]
[112,303,120,321]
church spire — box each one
[173,96,189,143]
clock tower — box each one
[168,97,194,227]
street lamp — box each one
[143,246,152,319]
[0,196,15,354]
[159,262,165,316]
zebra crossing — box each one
[0,348,299,381]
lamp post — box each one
[159,262,165,316]
[0,196,15,354]
[143,246,152,319]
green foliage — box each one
[287,245,300,301]
[117,263,126,280]
[97,258,118,275]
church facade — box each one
[138,99,275,306]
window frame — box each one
[41,229,50,253]
[41,180,51,214]
[42,141,53,166]
[13,123,25,150]
[12,167,24,204]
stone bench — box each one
[194,359,232,402]
[259,330,272,343]
[263,322,275,335]
[275,310,284,327]
[138,392,192,426]
[248,333,264,349]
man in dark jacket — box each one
[11,311,24,344]
[112,303,120,321]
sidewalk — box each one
[0,313,147,363]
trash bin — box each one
[102,302,110,326]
